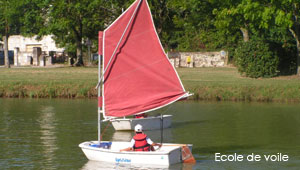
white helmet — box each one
[134,124,143,132]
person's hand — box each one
[120,147,132,152]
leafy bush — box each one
[234,38,279,78]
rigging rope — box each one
[159,104,175,144]
[100,121,111,140]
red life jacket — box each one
[133,133,150,151]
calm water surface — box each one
[0,98,300,169]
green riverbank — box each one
[0,66,300,102]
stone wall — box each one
[168,51,228,68]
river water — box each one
[0,98,299,169]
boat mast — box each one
[97,31,104,144]
[98,52,101,143]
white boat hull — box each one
[111,115,172,131]
[79,141,192,166]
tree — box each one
[145,0,172,49]
[45,0,123,66]
[213,0,273,42]
[167,0,221,51]
[0,0,21,68]
[214,0,300,75]
[270,0,300,74]
[0,0,47,68]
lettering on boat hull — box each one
[115,158,131,163]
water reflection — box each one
[81,160,194,170]
[38,106,57,164]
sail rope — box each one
[158,103,174,116]
[100,121,111,140]
[159,104,174,145]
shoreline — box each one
[0,67,299,103]
[1,90,299,103]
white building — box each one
[8,35,64,53]
[8,35,64,66]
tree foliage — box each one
[45,0,117,66]
[0,0,22,67]
[0,0,48,67]
[1,0,300,76]
[213,0,300,76]
[167,0,221,51]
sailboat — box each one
[79,0,194,166]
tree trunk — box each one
[74,19,84,66]
[75,40,84,66]
[3,34,10,68]
[240,27,249,42]
[289,28,300,75]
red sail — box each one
[98,31,103,55]
[102,0,188,117]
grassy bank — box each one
[0,66,300,102]
[180,67,300,102]
[0,67,98,98]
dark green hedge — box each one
[234,38,279,78]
